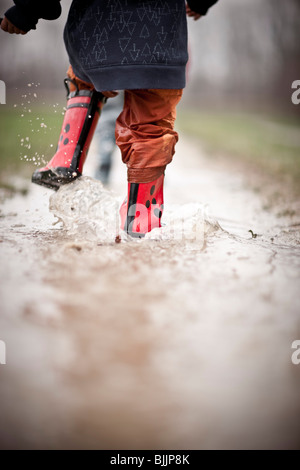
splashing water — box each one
[15,83,59,167]
[49,176,221,245]
[49,177,121,242]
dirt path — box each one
[0,137,299,449]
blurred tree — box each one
[1,0,299,113]
[187,0,300,113]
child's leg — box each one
[66,65,95,92]
[116,89,183,183]
[116,89,183,237]
[32,66,105,190]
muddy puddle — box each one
[0,138,299,449]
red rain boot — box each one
[120,174,164,238]
[32,78,106,190]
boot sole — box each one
[126,231,146,239]
[31,168,81,191]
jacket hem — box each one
[72,64,186,91]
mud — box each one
[0,138,299,449]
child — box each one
[1,0,218,237]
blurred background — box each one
[0,0,299,188]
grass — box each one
[1,105,299,193]
[177,110,300,189]
[0,105,64,187]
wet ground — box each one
[0,137,300,449]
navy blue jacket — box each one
[5,1,218,91]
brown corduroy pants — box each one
[67,65,183,183]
